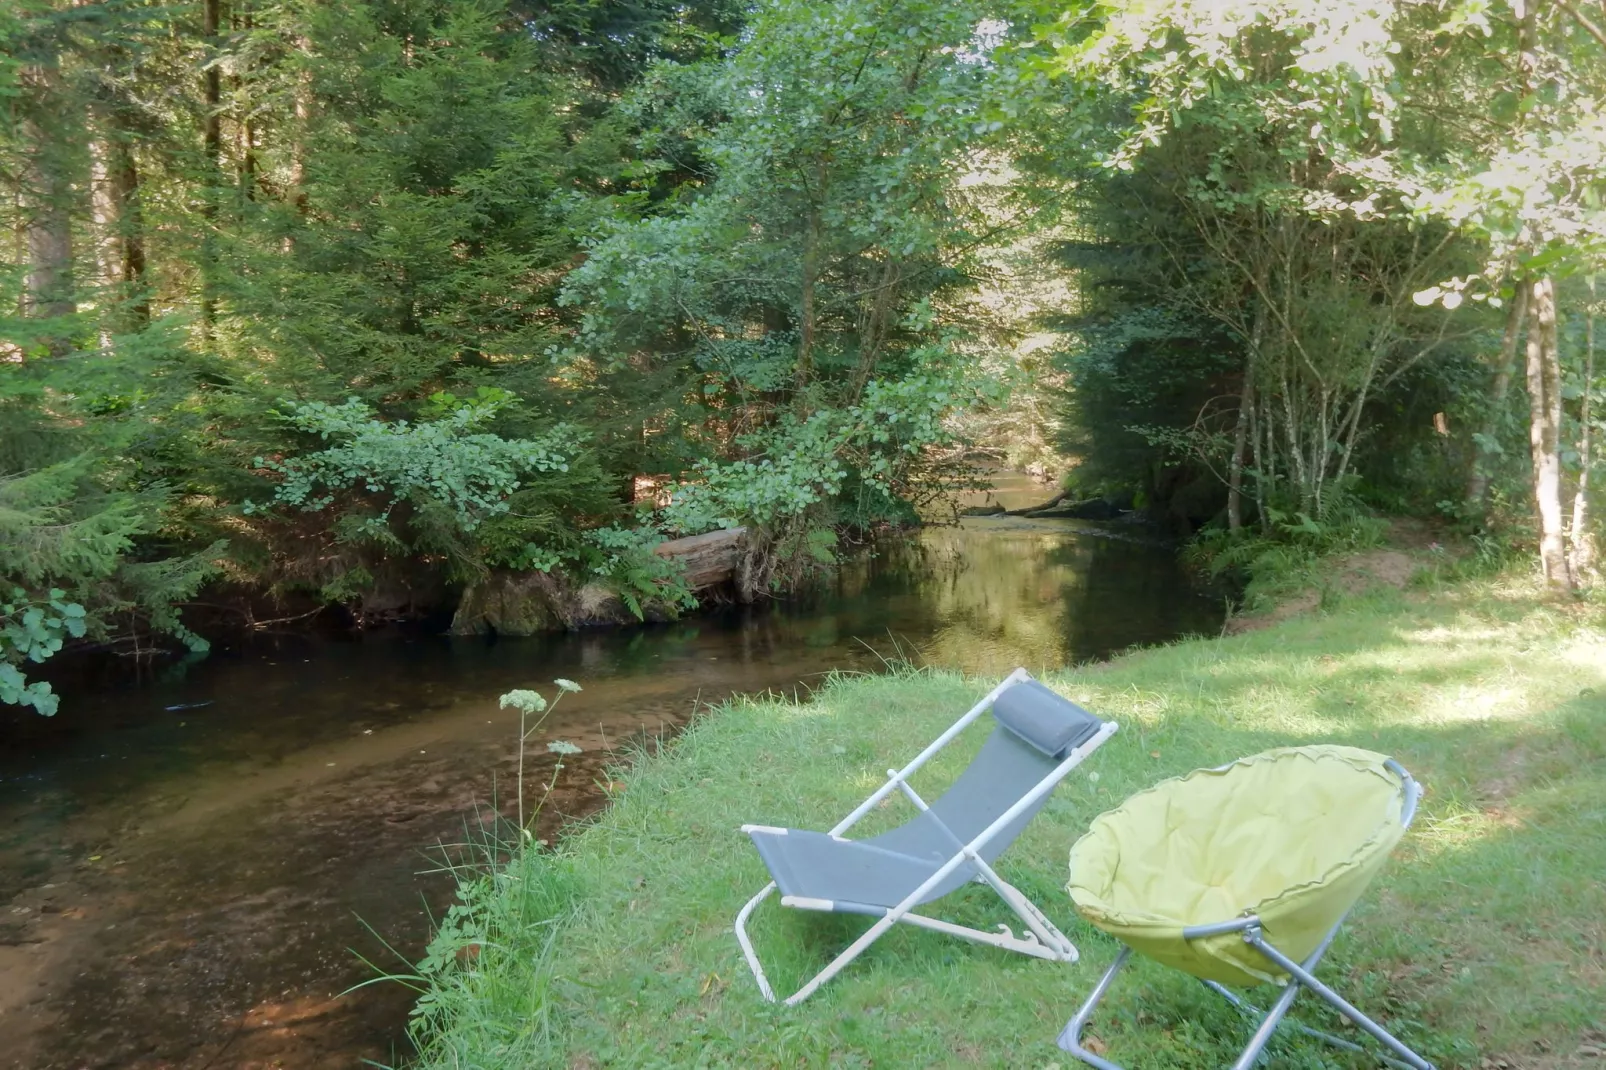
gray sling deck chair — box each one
[734,668,1118,1005]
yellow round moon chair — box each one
[1057,745,1436,1070]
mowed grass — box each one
[412,575,1606,1069]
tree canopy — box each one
[2,0,1602,711]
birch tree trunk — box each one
[1227,302,1263,532]
[796,202,820,413]
[1570,278,1598,582]
[1250,393,1271,532]
[1525,276,1573,590]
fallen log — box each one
[451,527,749,636]
[654,526,747,589]
[1025,499,1117,521]
[1001,490,1071,516]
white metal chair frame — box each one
[734,667,1120,1006]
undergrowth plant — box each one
[0,588,87,715]
[1186,493,1389,611]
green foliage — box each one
[0,409,216,714]
[405,844,579,1060]
[0,588,86,716]
[248,391,575,532]
[1186,499,1388,611]
[8,0,1598,714]
[1020,0,1606,581]
[663,366,989,534]
[561,0,1019,561]
[578,526,696,618]
[389,679,589,1054]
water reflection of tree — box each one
[882,526,1223,672]
[1058,536,1224,663]
[460,526,1223,681]
[908,528,1078,670]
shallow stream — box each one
[0,507,1222,1069]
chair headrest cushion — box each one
[991,679,1103,760]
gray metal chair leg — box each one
[1247,930,1437,1070]
[1228,920,1345,1070]
[1057,930,1436,1070]
[1228,976,1306,1070]
[1057,947,1133,1070]
[1205,982,1422,1070]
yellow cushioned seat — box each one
[1067,745,1405,987]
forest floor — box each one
[411,566,1606,1069]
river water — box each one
[0,510,1222,1069]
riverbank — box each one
[411,571,1606,1068]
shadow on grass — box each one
[1048,691,1605,1070]
[731,666,1604,1067]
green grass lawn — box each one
[411,574,1606,1069]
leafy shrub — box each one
[248,389,576,532]
[0,589,87,716]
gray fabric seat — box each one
[747,680,1103,914]
[735,670,1116,1005]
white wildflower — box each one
[499,689,547,714]
[553,678,582,693]
[547,740,582,755]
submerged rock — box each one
[450,571,568,636]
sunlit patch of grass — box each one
[409,574,1606,1069]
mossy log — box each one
[451,527,748,636]
[653,526,746,588]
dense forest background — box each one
[3,0,1602,714]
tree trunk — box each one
[201,0,223,339]
[652,527,748,589]
[1570,277,1598,582]
[18,68,75,327]
[1465,282,1530,517]
[1250,391,1270,532]
[1525,276,1573,590]
[21,148,75,320]
[290,34,311,217]
[796,204,819,412]
[90,139,118,347]
[848,259,900,405]
[204,0,223,171]
[280,33,313,254]
[116,148,148,326]
[236,3,255,201]
[91,139,118,297]
[1220,302,1259,530]
[90,118,149,336]
[1280,362,1310,513]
